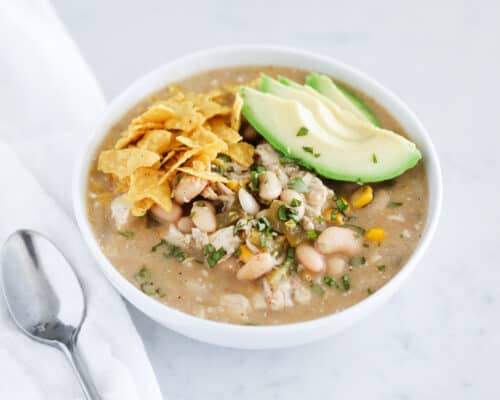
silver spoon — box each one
[1,230,101,400]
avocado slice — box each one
[305,72,381,127]
[240,85,421,183]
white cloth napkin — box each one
[0,1,163,399]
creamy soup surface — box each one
[87,66,428,325]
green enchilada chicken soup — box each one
[87,66,428,325]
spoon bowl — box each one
[1,230,100,399]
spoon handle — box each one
[59,342,102,400]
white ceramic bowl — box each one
[73,45,442,349]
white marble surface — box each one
[51,0,500,398]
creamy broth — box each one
[87,66,428,325]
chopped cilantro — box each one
[259,234,267,248]
[151,239,167,252]
[287,177,308,193]
[343,223,366,235]
[341,274,351,291]
[310,282,325,296]
[134,267,151,283]
[306,230,319,239]
[376,264,386,271]
[296,126,308,136]
[387,201,403,208]
[204,244,226,268]
[216,154,231,163]
[335,198,348,212]
[290,198,302,207]
[372,153,378,163]
[118,231,134,239]
[302,146,314,154]
[323,276,339,288]
[349,256,366,267]
[283,247,298,272]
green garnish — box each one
[277,204,300,223]
[372,153,378,163]
[151,239,167,252]
[323,276,339,288]
[343,223,366,235]
[146,214,162,228]
[118,231,134,239]
[302,146,314,154]
[314,153,321,158]
[376,264,386,271]
[387,201,403,208]
[296,127,308,136]
[283,247,298,271]
[248,164,266,192]
[259,234,267,248]
[367,288,373,295]
[134,267,151,283]
[203,244,227,268]
[290,198,302,207]
[163,244,187,262]
[216,154,231,163]
[287,177,308,193]
[310,282,325,296]
[341,274,351,291]
[349,256,366,267]
[306,230,319,239]
[329,210,338,221]
[140,283,161,296]
[335,198,348,212]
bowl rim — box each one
[73,45,442,345]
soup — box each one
[86,66,428,325]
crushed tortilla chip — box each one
[133,103,175,124]
[231,93,243,131]
[128,168,172,213]
[208,118,241,144]
[162,101,204,131]
[131,198,155,216]
[223,142,255,167]
[98,148,160,179]
[160,147,202,184]
[177,167,229,183]
[137,130,172,154]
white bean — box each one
[176,216,194,233]
[191,201,217,233]
[296,243,325,273]
[326,255,347,276]
[238,188,260,215]
[315,227,362,256]
[237,252,274,280]
[259,171,282,201]
[173,174,208,203]
[280,189,305,218]
[150,202,182,223]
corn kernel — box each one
[323,208,345,225]
[238,244,253,263]
[226,180,240,191]
[351,185,374,209]
[365,227,385,242]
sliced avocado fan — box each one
[240,75,421,183]
[305,72,381,127]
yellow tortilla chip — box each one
[224,142,255,167]
[231,93,243,131]
[115,122,165,149]
[133,103,175,124]
[98,148,160,179]
[128,168,172,213]
[131,198,155,216]
[209,118,241,144]
[163,101,204,131]
[160,149,177,166]
[159,147,202,184]
[177,167,229,183]
[175,135,200,149]
[137,130,172,154]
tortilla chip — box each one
[160,149,177,166]
[230,93,243,131]
[137,130,172,154]
[134,103,175,124]
[163,101,204,131]
[98,148,160,179]
[223,142,254,167]
[131,198,155,216]
[177,167,229,183]
[128,168,172,213]
[159,147,203,184]
[209,118,241,144]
